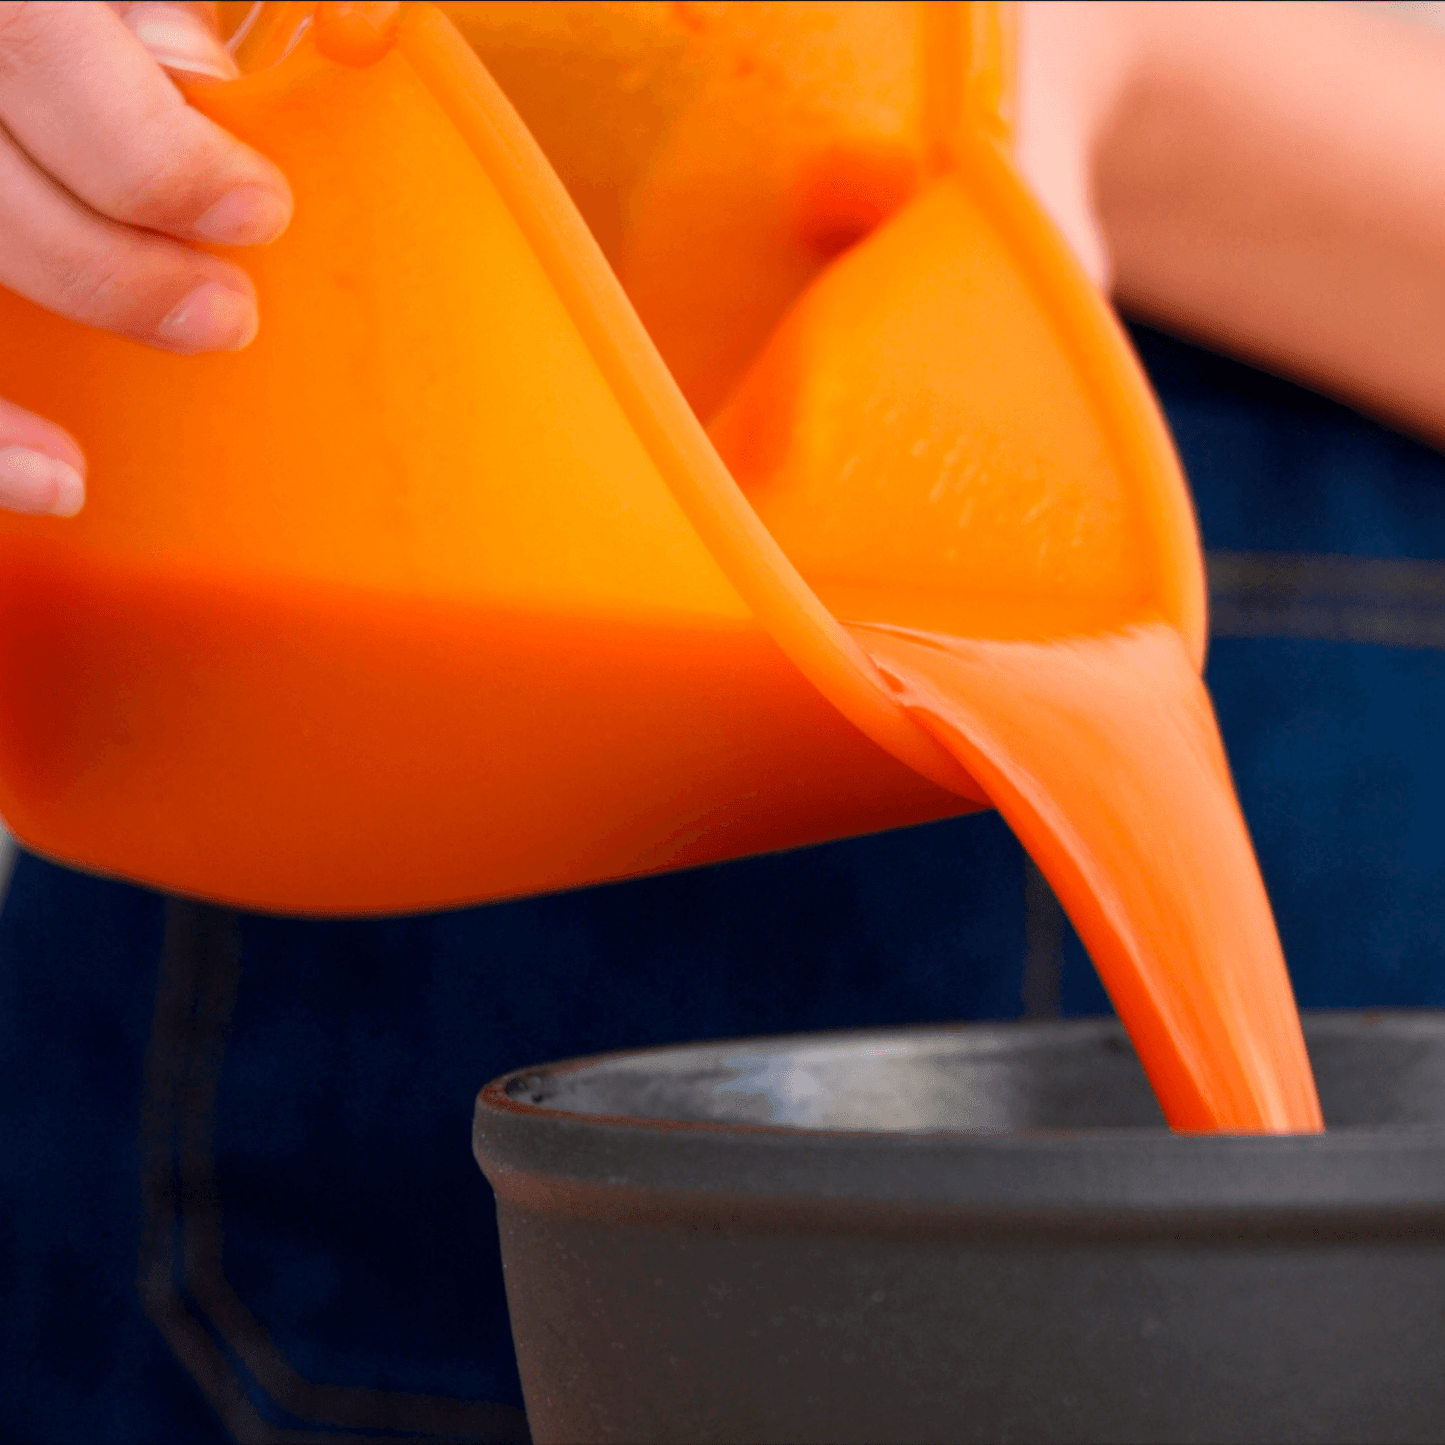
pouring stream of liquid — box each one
[848,619,1323,1132]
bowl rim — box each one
[472,1011,1445,1229]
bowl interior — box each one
[504,1012,1445,1132]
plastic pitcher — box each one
[0,2,1201,915]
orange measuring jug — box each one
[0,2,1201,916]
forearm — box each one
[1081,0,1445,447]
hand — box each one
[0,1,293,517]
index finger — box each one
[0,1,292,247]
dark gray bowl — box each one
[473,1011,1445,1445]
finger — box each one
[0,1,292,248]
[108,2,236,82]
[0,125,258,353]
[0,396,86,517]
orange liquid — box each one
[0,7,1321,1135]
[847,618,1323,1133]
[707,145,1322,1134]
[0,541,965,915]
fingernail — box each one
[125,2,241,81]
[193,186,292,246]
[158,282,259,353]
[0,448,86,518]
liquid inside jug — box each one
[0,1,1320,1129]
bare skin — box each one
[1,1,1443,517]
[1018,0,1445,450]
[0,1,291,516]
